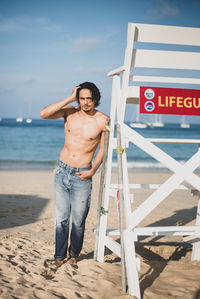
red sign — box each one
[140,86,200,115]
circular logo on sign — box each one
[144,101,155,112]
[144,88,155,99]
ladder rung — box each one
[106,229,120,236]
[110,183,192,190]
[105,236,121,257]
[183,235,200,244]
[134,226,200,236]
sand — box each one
[0,169,200,299]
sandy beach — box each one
[0,169,200,299]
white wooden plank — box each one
[108,66,125,77]
[134,226,200,235]
[130,75,200,85]
[124,124,180,171]
[96,76,118,263]
[124,124,200,186]
[110,183,189,190]
[107,229,120,236]
[130,23,200,46]
[183,235,200,243]
[104,236,121,257]
[126,86,139,102]
[109,189,117,198]
[133,50,200,70]
[192,242,200,261]
[122,124,200,228]
[123,230,141,298]
[116,124,127,293]
[121,127,133,229]
[146,138,200,144]
[120,26,137,123]
[129,152,200,229]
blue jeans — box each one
[54,160,92,261]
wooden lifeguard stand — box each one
[94,23,200,298]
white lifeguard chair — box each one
[94,23,200,298]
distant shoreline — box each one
[1,161,200,173]
[0,159,167,171]
[0,165,182,174]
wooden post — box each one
[116,123,127,293]
[94,118,111,260]
[96,75,119,262]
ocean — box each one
[0,118,200,172]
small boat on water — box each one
[151,121,165,128]
[26,101,33,124]
[130,104,148,129]
[130,122,147,128]
[26,117,32,124]
[180,115,190,128]
[181,123,190,128]
[150,114,165,128]
[16,116,23,122]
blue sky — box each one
[1,0,200,123]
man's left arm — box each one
[90,129,106,175]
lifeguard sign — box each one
[140,86,200,115]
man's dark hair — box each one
[76,82,101,107]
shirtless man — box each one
[40,82,108,267]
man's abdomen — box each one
[59,147,94,168]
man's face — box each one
[79,89,95,112]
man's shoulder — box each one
[95,110,109,120]
[66,106,80,112]
[94,110,109,129]
[65,106,80,117]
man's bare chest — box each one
[65,117,101,141]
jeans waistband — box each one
[57,159,92,172]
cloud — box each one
[0,18,24,32]
[72,66,110,74]
[71,37,104,53]
[0,73,36,93]
[147,0,179,19]
[0,16,61,33]
[34,17,62,32]
[71,32,116,54]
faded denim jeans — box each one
[54,160,92,261]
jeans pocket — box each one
[78,175,92,182]
[54,165,63,175]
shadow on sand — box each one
[138,243,192,298]
[94,206,197,297]
[136,206,196,297]
[0,194,50,229]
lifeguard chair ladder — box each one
[94,23,200,298]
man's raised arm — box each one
[40,86,79,119]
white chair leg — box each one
[124,230,141,299]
